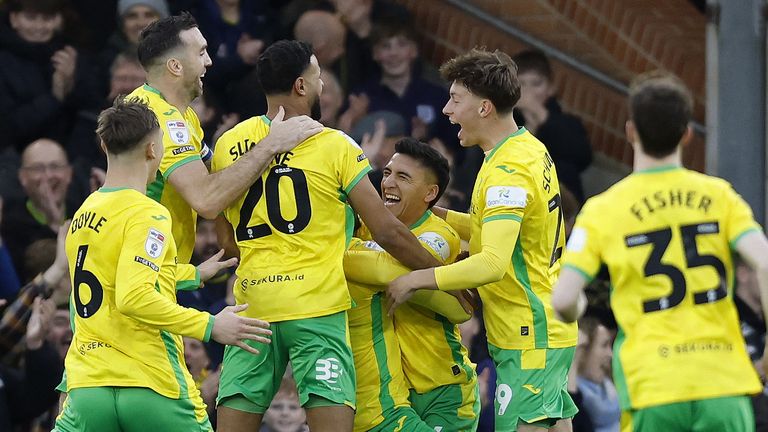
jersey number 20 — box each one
[625,222,727,313]
[236,166,312,241]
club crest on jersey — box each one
[486,186,527,208]
[145,228,165,258]
[418,232,450,261]
[166,120,189,145]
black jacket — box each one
[0,20,101,152]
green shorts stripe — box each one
[371,293,396,413]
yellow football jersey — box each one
[127,84,204,264]
[212,115,371,322]
[347,240,411,432]
[390,212,476,393]
[564,166,763,409]
[63,188,213,400]
[446,128,577,350]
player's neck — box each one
[266,100,307,120]
[146,79,191,113]
[477,114,520,153]
[633,144,682,172]
[101,159,149,194]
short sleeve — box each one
[158,116,202,179]
[725,185,763,248]
[480,163,534,224]
[562,199,603,281]
[335,131,372,195]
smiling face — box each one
[177,27,212,101]
[47,309,72,360]
[373,35,417,80]
[9,10,62,43]
[122,4,161,45]
[442,81,485,148]
[381,153,437,226]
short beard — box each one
[310,98,322,121]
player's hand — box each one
[386,273,418,315]
[211,303,272,355]
[263,106,323,154]
[197,249,238,282]
[449,289,475,315]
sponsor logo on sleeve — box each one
[166,120,189,145]
[363,240,385,251]
[417,232,450,261]
[566,227,587,252]
[486,186,527,209]
[172,145,195,155]
[145,228,165,258]
[357,153,367,162]
[134,256,159,272]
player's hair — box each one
[512,49,553,81]
[440,48,521,115]
[369,19,418,46]
[394,137,450,208]
[257,40,314,95]
[629,71,692,158]
[96,97,160,155]
[137,11,197,70]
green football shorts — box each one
[622,395,754,432]
[217,311,356,413]
[368,406,434,432]
[489,345,578,432]
[409,381,480,432]
[53,387,212,432]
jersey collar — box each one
[484,127,527,162]
[142,83,166,101]
[634,164,682,174]
[409,210,432,230]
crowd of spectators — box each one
[0,0,645,431]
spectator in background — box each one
[567,326,595,432]
[184,336,212,389]
[178,218,229,311]
[318,69,344,129]
[576,315,620,432]
[99,0,168,76]
[0,0,101,153]
[68,52,147,168]
[0,198,21,301]
[190,87,240,146]
[0,296,63,431]
[329,0,409,92]
[194,0,275,108]
[293,9,346,70]
[350,110,405,192]
[261,376,309,432]
[1,139,82,277]
[354,21,460,161]
[513,49,592,202]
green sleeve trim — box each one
[563,264,595,283]
[162,155,200,180]
[343,165,373,196]
[176,269,201,291]
[203,314,215,342]
[482,214,522,224]
[730,227,762,250]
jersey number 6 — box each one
[236,166,312,241]
[625,222,727,313]
[73,245,104,318]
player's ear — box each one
[425,185,439,204]
[679,125,693,148]
[145,139,157,161]
[166,57,183,77]
[478,100,492,118]
[295,76,306,96]
[99,140,108,155]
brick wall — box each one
[396,0,706,170]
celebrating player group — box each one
[53,11,768,432]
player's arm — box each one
[344,243,470,323]
[215,214,239,259]
[169,108,322,219]
[431,206,471,241]
[348,176,441,270]
[551,268,590,323]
